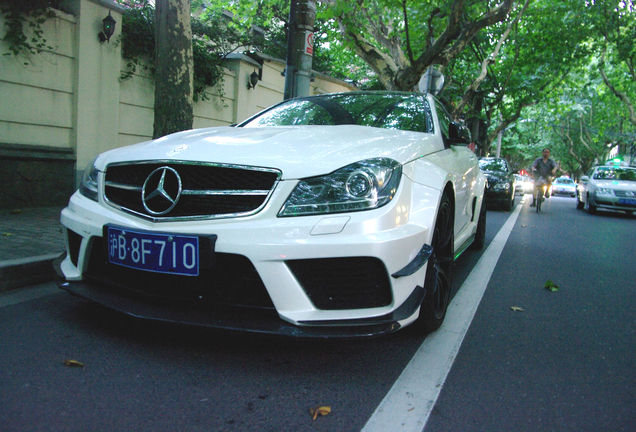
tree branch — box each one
[454,0,530,115]
[599,44,636,126]
[397,0,515,90]
[402,0,414,63]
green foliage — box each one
[120,0,247,101]
[0,0,62,57]
[119,2,155,80]
[193,0,379,88]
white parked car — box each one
[551,176,577,197]
[576,165,636,215]
[56,91,487,337]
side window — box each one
[434,101,452,146]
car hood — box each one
[96,125,441,180]
[592,179,636,190]
[482,171,509,182]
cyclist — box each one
[530,148,558,207]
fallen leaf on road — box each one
[64,359,84,367]
[510,306,524,312]
[310,406,331,420]
[10,209,22,214]
[544,280,559,292]
[2,232,12,237]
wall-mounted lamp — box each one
[247,69,262,90]
[98,11,117,43]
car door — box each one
[433,99,476,237]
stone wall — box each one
[0,0,356,209]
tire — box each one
[416,193,454,333]
[503,190,514,212]
[471,199,486,250]
[576,192,584,209]
[585,193,597,214]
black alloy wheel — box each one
[417,193,454,333]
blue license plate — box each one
[107,226,199,276]
[618,198,636,205]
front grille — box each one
[104,162,280,220]
[287,257,392,310]
[85,237,275,309]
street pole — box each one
[284,0,316,100]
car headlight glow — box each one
[596,187,615,196]
[79,158,100,201]
[278,158,402,217]
[493,182,510,191]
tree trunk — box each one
[153,0,194,139]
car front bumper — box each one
[485,188,512,203]
[56,178,439,337]
[552,187,576,196]
[590,193,636,211]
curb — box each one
[0,253,61,293]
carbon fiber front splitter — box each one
[57,279,425,339]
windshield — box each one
[593,167,636,181]
[479,158,508,172]
[555,178,574,184]
[239,93,434,133]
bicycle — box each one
[534,176,551,213]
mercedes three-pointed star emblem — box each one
[142,166,182,215]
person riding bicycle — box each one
[530,148,558,207]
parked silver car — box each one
[552,176,577,197]
[576,165,636,215]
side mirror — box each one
[448,122,471,145]
[580,175,589,182]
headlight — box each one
[79,158,100,201]
[493,182,510,191]
[596,187,615,196]
[278,158,402,217]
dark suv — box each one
[479,157,516,211]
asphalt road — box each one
[1,195,634,432]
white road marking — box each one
[362,202,523,432]
[0,283,60,308]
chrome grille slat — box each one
[104,181,142,192]
[181,189,270,196]
[103,161,280,221]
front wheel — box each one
[504,191,514,212]
[585,194,597,214]
[576,192,584,209]
[416,194,454,333]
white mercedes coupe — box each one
[56,91,487,337]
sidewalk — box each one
[0,206,65,292]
